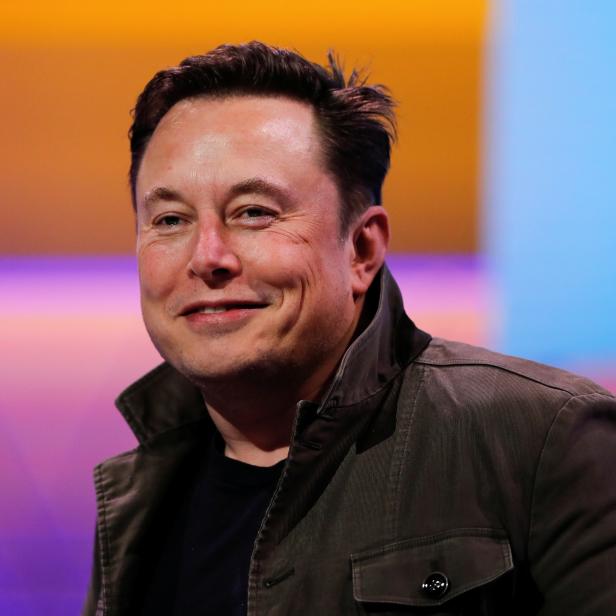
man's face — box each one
[135,95,365,393]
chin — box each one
[168,348,288,389]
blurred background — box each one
[1,1,615,613]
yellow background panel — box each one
[0,1,485,253]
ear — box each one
[349,205,389,299]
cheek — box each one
[286,250,353,316]
[272,251,323,294]
[237,234,317,289]
[137,242,186,302]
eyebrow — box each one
[227,178,294,208]
[142,178,294,211]
[142,186,184,211]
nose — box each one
[188,217,242,285]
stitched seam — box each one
[93,464,112,616]
[437,564,511,604]
[263,567,295,587]
[320,349,403,412]
[352,557,363,601]
[386,365,425,539]
[352,531,513,605]
[502,537,514,570]
[115,363,173,441]
[116,398,147,443]
[99,448,139,463]
[328,366,406,411]
[354,566,511,606]
[352,527,509,561]
[526,394,575,556]
[526,392,613,553]
[247,400,306,614]
[415,358,611,398]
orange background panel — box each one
[0,1,485,254]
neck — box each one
[200,356,342,466]
[205,398,294,467]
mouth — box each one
[180,301,269,316]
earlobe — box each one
[350,206,389,299]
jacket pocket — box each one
[351,528,513,609]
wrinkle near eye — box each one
[263,217,327,245]
[264,227,310,244]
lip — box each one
[179,299,269,329]
[179,299,269,316]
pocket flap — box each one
[351,528,513,607]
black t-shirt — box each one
[139,435,285,616]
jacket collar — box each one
[115,264,431,445]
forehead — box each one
[162,94,319,140]
[136,95,330,204]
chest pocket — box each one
[351,528,513,614]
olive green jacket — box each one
[83,267,616,615]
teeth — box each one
[198,306,227,314]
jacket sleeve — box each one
[81,527,102,616]
[528,392,616,615]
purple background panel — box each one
[1,255,613,614]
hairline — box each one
[132,90,364,237]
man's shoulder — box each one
[413,336,613,402]
[397,337,615,455]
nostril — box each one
[211,266,235,278]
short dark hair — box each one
[129,41,396,231]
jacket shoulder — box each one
[415,337,612,399]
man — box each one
[84,42,616,615]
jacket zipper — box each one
[245,399,312,615]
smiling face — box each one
[135,95,369,398]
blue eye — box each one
[242,207,270,218]
[157,215,182,226]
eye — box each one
[154,215,184,227]
[235,206,277,226]
[241,206,272,219]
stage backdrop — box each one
[1,1,485,255]
[1,2,615,615]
